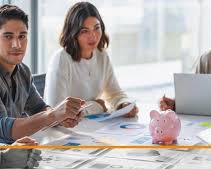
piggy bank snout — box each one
[155,127,164,135]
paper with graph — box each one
[86,103,135,121]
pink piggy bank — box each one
[149,109,181,145]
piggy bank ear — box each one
[165,110,177,120]
[150,110,160,119]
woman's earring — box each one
[73,40,77,47]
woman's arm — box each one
[102,54,129,110]
[102,54,138,117]
[44,50,70,107]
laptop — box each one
[174,73,211,116]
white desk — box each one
[35,103,211,169]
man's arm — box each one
[0,97,53,143]
[11,97,84,140]
[0,98,16,144]
[0,97,84,141]
[11,108,55,140]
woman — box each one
[44,2,138,117]
[160,50,211,111]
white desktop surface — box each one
[32,102,211,145]
[35,103,211,169]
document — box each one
[130,132,152,145]
[71,118,105,133]
[46,131,109,146]
[95,121,147,136]
[39,150,94,168]
[104,149,187,163]
[30,127,69,144]
[86,103,135,121]
[172,153,211,169]
[47,148,110,157]
[177,120,205,145]
[82,156,172,169]
[197,127,211,144]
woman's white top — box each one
[44,48,129,115]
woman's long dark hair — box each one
[60,2,109,61]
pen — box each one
[163,94,166,99]
[42,103,93,131]
[24,112,30,118]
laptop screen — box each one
[174,73,211,116]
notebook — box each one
[174,73,211,116]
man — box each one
[0,4,84,144]
[0,136,42,168]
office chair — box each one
[32,73,46,98]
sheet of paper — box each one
[177,120,205,145]
[46,131,108,146]
[95,121,147,136]
[47,148,110,157]
[103,149,186,163]
[90,132,145,145]
[130,132,152,145]
[39,150,94,169]
[86,103,135,121]
[30,127,69,145]
[172,153,211,169]
[82,156,166,169]
[197,127,211,144]
[31,119,105,145]
[88,121,150,145]
[71,118,106,133]
[200,122,211,128]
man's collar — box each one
[0,64,8,77]
[0,64,20,77]
[11,65,19,76]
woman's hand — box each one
[159,95,175,111]
[118,102,139,118]
[94,99,108,112]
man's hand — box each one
[52,97,85,123]
[13,136,38,146]
[117,102,139,118]
[159,95,175,111]
[60,111,84,128]
[1,136,42,168]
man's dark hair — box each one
[60,2,109,62]
[0,4,28,29]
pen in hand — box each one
[41,103,93,131]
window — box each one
[9,0,211,105]
[12,0,32,68]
